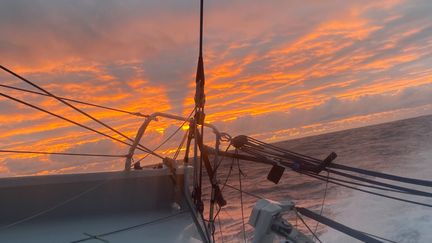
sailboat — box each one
[1,1,431,242]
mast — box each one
[193,0,205,214]
[191,0,218,239]
[194,0,205,110]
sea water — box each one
[208,114,432,243]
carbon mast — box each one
[188,0,226,239]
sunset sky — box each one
[1,0,431,177]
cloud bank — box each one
[1,0,432,176]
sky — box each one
[0,0,431,177]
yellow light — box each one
[156,127,165,134]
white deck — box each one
[0,210,202,243]
[0,168,205,243]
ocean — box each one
[208,114,432,243]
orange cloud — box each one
[1,0,432,176]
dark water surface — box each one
[205,114,432,242]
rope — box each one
[237,157,247,243]
[0,149,126,158]
[208,142,233,232]
[220,183,395,243]
[70,210,189,243]
[213,150,247,223]
[81,233,109,243]
[330,163,432,187]
[296,207,383,243]
[304,172,432,208]
[217,212,225,243]
[0,92,158,158]
[222,136,432,207]
[220,156,236,193]
[313,171,330,241]
[173,130,189,160]
[327,168,432,198]
[223,184,263,200]
[0,65,158,158]
[241,135,432,188]
[245,136,322,164]
[0,84,149,118]
[359,231,398,243]
[303,171,407,194]
[213,143,232,174]
[213,158,235,221]
[295,209,323,243]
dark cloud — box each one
[2,156,48,175]
[49,139,123,164]
[216,83,432,137]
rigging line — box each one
[223,183,391,243]
[0,179,109,231]
[303,172,432,208]
[359,231,398,243]
[133,107,196,165]
[239,147,273,162]
[329,163,432,187]
[199,211,213,243]
[241,140,432,194]
[223,183,263,200]
[313,171,330,241]
[238,158,402,196]
[70,210,189,243]
[302,171,408,194]
[212,149,235,222]
[212,154,239,222]
[247,137,322,163]
[0,149,126,158]
[241,144,287,160]
[248,137,321,163]
[220,155,236,192]
[294,209,323,243]
[212,227,216,243]
[215,148,428,198]
[212,143,232,180]
[327,168,432,198]
[209,213,216,243]
[217,212,225,243]
[0,92,156,157]
[243,142,322,166]
[296,207,382,243]
[0,65,156,157]
[241,144,319,168]
[237,157,247,243]
[81,233,109,243]
[0,84,149,118]
[277,158,431,197]
[173,129,189,160]
[220,206,236,224]
[213,204,222,222]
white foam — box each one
[320,147,432,243]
